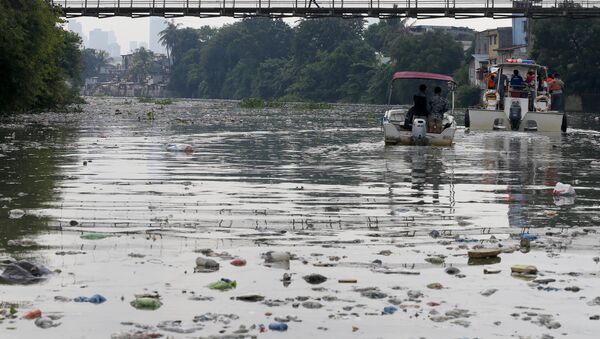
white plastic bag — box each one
[552,182,575,196]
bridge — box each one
[50,0,600,19]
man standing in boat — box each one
[428,86,449,133]
[549,73,565,111]
[404,84,429,129]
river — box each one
[1,97,599,338]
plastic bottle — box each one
[207,279,237,290]
[268,322,288,331]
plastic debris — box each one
[207,278,237,291]
[7,238,38,247]
[130,297,162,310]
[74,294,107,304]
[383,305,398,314]
[235,294,264,302]
[552,182,575,196]
[511,265,538,275]
[80,233,112,240]
[35,316,61,328]
[468,248,501,259]
[8,209,25,219]
[338,279,357,283]
[0,261,52,284]
[166,143,193,153]
[23,309,42,320]
[303,273,327,284]
[268,322,288,331]
[230,258,247,266]
[195,257,220,273]
[262,251,291,263]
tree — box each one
[287,40,376,102]
[128,47,155,83]
[81,49,111,79]
[159,21,180,65]
[292,18,365,63]
[390,30,463,75]
[531,18,600,98]
[0,0,82,113]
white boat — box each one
[466,60,567,132]
[383,71,457,146]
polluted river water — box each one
[1,97,600,338]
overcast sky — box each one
[69,16,512,52]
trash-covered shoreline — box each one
[1,97,600,338]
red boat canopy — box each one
[392,71,455,83]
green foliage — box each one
[154,98,174,105]
[137,96,154,103]
[162,18,467,105]
[295,102,333,110]
[81,48,110,79]
[238,97,265,108]
[391,31,463,75]
[0,0,82,113]
[456,85,482,108]
[146,110,156,120]
[128,47,155,83]
[531,18,600,96]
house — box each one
[487,27,513,65]
[469,54,490,89]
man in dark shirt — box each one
[404,84,429,128]
[510,70,525,90]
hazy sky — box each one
[70,16,512,52]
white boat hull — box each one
[467,109,564,132]
[382,109,456,146]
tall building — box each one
[67,20,86,46]
[108,43,121,60]
[89,28,109,52]
[149,17,167,54]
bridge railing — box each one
[50,0,600,10]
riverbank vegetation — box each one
[0,0,82,114]
[160,18,470,106]
[531,18,600,109]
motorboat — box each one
[466,59,567,132]
[382,71,457,146]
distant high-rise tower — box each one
[89,28,109,52]
[67,20,86,46]
[149,17,167,54]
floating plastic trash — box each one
[74,294,107,304]
[552,182,575,196]
[268,322,288,331]
[383,305,398,314]
[166,143,193,153]
[130,297,162,310]
[207,278,237,291]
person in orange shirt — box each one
[485,73,496,89]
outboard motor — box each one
[509,101,522,131]
[411,118,427,145]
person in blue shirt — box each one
[510,70,525,90]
